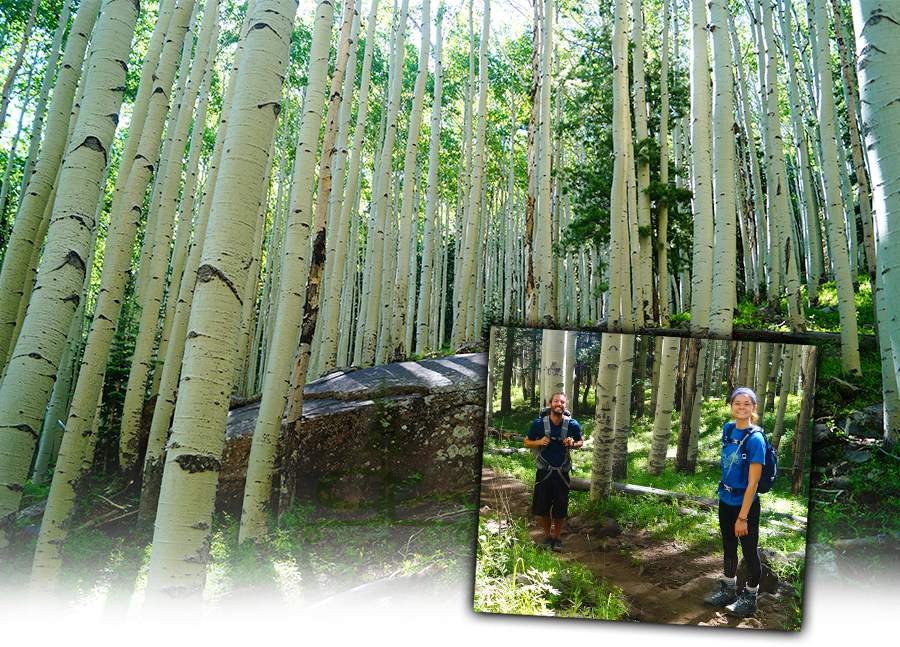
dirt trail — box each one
[478,468,799,630]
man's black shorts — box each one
[531,474,570,519]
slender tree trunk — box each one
[647,335,679,476]
[239,0,336,542]
[591,333,620,499]
[0,0,102,371]
[1,0,138,569]
[689,0,713,336]
[850,0,900,448]
[708,0,736,338]
[144,0,296,607]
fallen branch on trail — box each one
[832,533,900,551]
[487,447,529,455]
[567,478,807,525]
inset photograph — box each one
[477,326,814,630]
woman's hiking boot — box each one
[702,580,738,608]
[725,589,758,617]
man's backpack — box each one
[531,407,573,485]
[720,422,778,495]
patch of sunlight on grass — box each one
[273,558,304,607]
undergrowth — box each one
[474,515,629,619]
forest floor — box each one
[478,467,801,630]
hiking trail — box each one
[478,468,800,629]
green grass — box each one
[474,515,629,619]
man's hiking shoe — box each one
[726,589,758,617]
[551,538,563,552]
[542,536,554,549]
[702,580,738,608]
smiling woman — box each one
[703,387,765,617]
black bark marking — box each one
[14,423,38,440]
[251,21,279,37]
[52,250,86,274]
[196,264,242,305]
[76,136,107,164]
[183,533,211,564]
[173,454,221,474]
[256,101,281,117]
[5,483,24,492]
[190,522,209,530]
[186,330,199,339]
[110,86,126,93]
[62,293,81,309]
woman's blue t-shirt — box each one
[718,421,767,507]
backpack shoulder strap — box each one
[542,415,551,439]
[722,421,738,444]
[560,415,570,441]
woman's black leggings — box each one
[718,497,761,588]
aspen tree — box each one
[150,24,219,396]
[316,0,365,376]
[779,0,822,306]
[77,0,194,475]
[238,0,337,543]
[631,0,653,328]
[415,6,444,354]
[851,0,900,448]
[389,0,430,361]
[707,0,736,338]
[140,2,258,518]
[832,0,875,287]
[0,0,102,371]
[771,345,794,450]
[118,0,218,470]
[536,0,554,325]
[591,332,621,499]
[17,0,74,199]
[104,0,178,227]
[0,0,138,559]
[144,0,297,606]
[359,0,409,366]
[134,2,200,307]
[452,0,490,347]
[523,0,540,327]
[0,0,39,136]
[0,57,37,221]
[611,333,634,480]
[812,0,860,371]
[607,0,628,331]
[647,335,679,476]
[689,0,713,335]
[658,0,670,326]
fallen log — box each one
[583,321,877,350]
[832,533,900,551]
[567,478,807,524]
[304,561,446,611]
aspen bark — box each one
[851,0,900,448]
[590,332,621,499]
[647,335,679,476]
[0,0,102,370]
[239,0,336,543]
[0,0,138,560]
[144,0,296,606]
